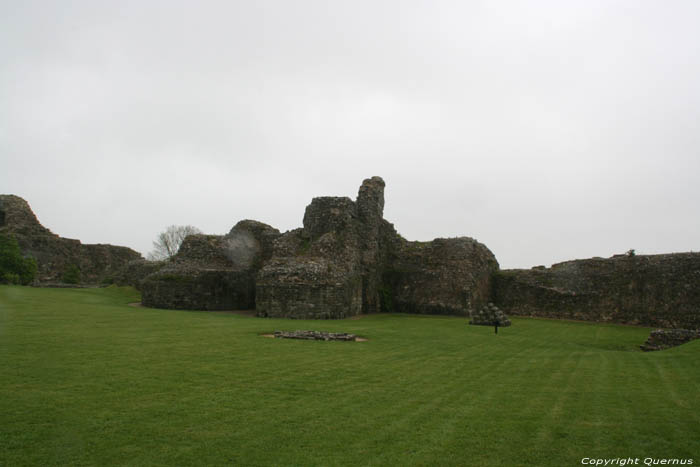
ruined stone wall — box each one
[387,237,499,316]
[141,221,280,311]
[493,253,700,328]
[256,195,365,319]
[302,197,357,241]
[255,177,400,319]
[254,177,502,319]
[0,194,142,283]
[77,243,144,283]
[142,269,258,310]
[113,259,166,289]
[256,257,363,319]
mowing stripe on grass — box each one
[2,285,699,466]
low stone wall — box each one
[113,259,165,289]
[142,269,256,310]
[640,329,700,351]
[493,253,700,328]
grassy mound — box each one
[1,285,698,466]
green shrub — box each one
[3,272,20,284]
[62,264,81,284]
[20,256,36,284]
[0,233,37,285]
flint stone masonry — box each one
[8,180,699,328]
[141,220,280,310]
[256,255,363,319]
[256,177,393,319]
[273,330,359,341]
[640,329,700,351]
[493,253,700,329]
[302,197,357,241]
[387,237,499,316]
[470,302,512,327]
[113,259,166,289]
[0,194,141,284]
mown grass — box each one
[1,285,698,466]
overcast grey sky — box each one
[2,0,699,269]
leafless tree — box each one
[147,225,202,260]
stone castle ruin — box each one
[3,178,700,332]
[137,176,700,330]
[141,177,499,320]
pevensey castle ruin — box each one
[140,177,498,319]
[2,177,699,328]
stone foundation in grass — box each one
[273,330,360,341]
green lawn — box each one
[1,285,698,466]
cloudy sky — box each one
[2,0,698,269]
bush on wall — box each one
[62,264,81,285]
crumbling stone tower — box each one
[256,177,397,318]
[356,177,400,314]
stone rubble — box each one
[640,328,700,351]
[273,330,359,341]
